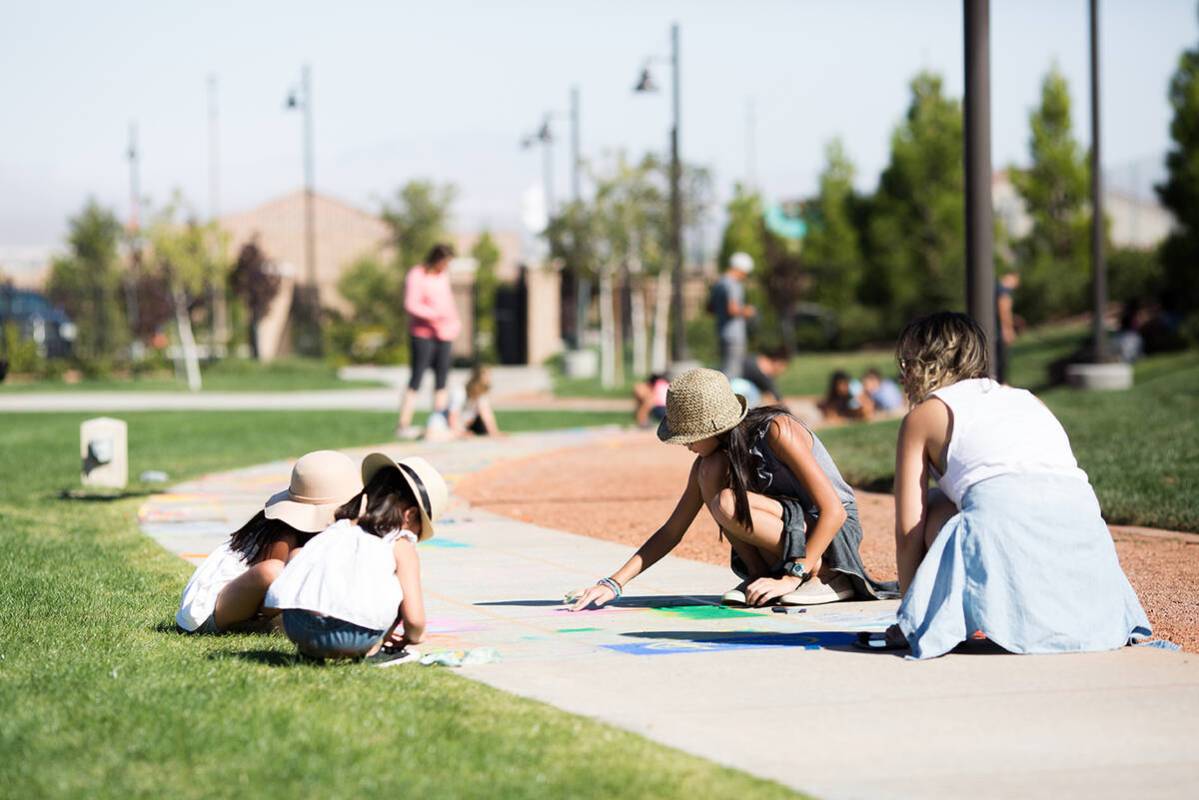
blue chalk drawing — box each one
[603,631,856,656]
[421,538,470,549]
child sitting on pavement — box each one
[175,450,362,635]
[265,454,447,665]
[570,368,895,610]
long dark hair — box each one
[334,465,418,538]
[228,511,306,564]
[718,405,791,533]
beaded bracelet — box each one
[597,576,623,598]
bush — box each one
[2,322,44,375]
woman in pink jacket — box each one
[396,243,461,439]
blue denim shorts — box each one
[281,610,386,659]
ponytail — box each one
[718,405,791,533]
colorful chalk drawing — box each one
[557,627,601,633]
[421,538,471,549]
[650,604,758,621]
[603,631,857,656]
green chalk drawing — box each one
[557,627,602,633]
[651,605,758,620]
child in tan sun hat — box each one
[176,450,363,635]
[569,368,896,611]
[265,454,448,665]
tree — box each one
[867,72,965,329]
[717,184,766,273]
[229,235,281,359]
[471,231,501,360]
[382,180,457,268]
[146,198,228,390]
[1010,66,1092,323]
[1156,35,1199,317]
[803,139,864,313]
[45,200,126,365]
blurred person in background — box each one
[709,251,756,378]
[397,244,459,439]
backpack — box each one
[706,280,726,315]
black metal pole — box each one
[669,22,686,362]
[1089,0,1108,361]
[964,0,997,376]
[542,120,555,219]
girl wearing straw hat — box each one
[265,454,448,664]
[570,368,895,610]
[176,450,363,635]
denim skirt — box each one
[282,609,386,659]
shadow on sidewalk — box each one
[476,594,727,610]
[620,629,870,653]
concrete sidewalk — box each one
[141,431,1199,800]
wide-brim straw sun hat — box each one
[264,450,363,533]
[657,368,749,445]
[360,453,448,541]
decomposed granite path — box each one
[140,429,1199,800]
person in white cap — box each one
[265,453,448,666]
[709,251,756,378]
[175,450,363,635]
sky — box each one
[1,0,1195,258]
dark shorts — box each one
[729,498,898,600]
[649,405,666,422]
[281,609,386,659]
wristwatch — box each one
[782,560,807,580]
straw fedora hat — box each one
[264,450,363,533]
[360,453,448,541]
[657,368,748,445]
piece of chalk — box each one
[771,606,808,614]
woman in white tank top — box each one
[865,312,1149,658]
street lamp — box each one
[285,64,321,356]
[521,116,556,219]
[633,22,685,362]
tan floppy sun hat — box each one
[657,367,749,445]
[360,453,448,541]
[264,450,363,533]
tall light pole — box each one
[634,22,685,362]
[570,85,582,203]
[963,1,996,376]
[521,116,555,220]
[286,64,320,356]
[1089,0,1108,362]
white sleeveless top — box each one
[930,378,1088,505]
[175,541,249,632]
[264,519,417,631]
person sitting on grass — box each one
[425,363,503,441]
[732,347,791,406]
[861,367,905,413]
[175,450,362,635]
[819,370,873,422]
[860,312,1150,657]
[265,454,447,666]
[569,368,895,610]
[633,372,670,428]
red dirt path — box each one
[456,429,1199,653]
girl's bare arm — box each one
[570,458,704,609]
[894,399,949,592]
[769,417,848,572]
[393,540,426,644]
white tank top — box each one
[264,519,417,631]
[930,378,1088,505]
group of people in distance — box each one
[819,367,905,423]
[574,311,1150,658]
[177,450,448,665]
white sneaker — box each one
[780,574,855,605]
[720,582,749,606]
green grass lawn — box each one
[819,349,1199,532]
[0,409,798,800]
[0,358,385,393]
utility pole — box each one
[963,0,996,376]
[207,74,227,355]
[745,97,757,190]
[286,63,321,356]
[570,85,582,204]
[1089,0,1108,362]
[125,121,141,345]
[668,21,685,362]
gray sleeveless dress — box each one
[734,412,898,600]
